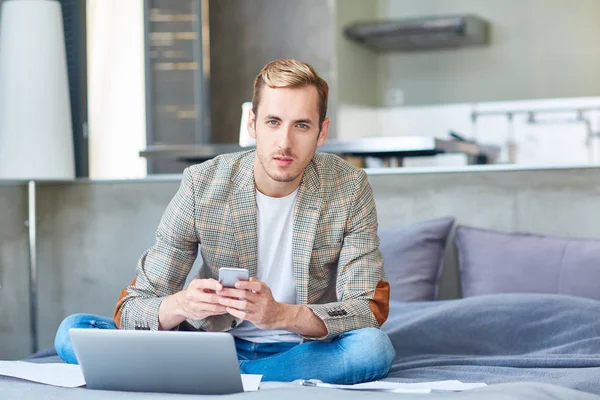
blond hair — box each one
[252,58,329,126]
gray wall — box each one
[35,181,184,353]
[3,165,600,359]
[0,184,29,360]
[209,0,337,143]
[335,0,380,107]
[368,167,600,299]
[377,0,600,105]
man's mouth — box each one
[273,156,293,167]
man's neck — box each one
[255,177,302,198]
[254,166,303,198]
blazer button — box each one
[231,320,237,328]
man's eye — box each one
[268,120,278,125]
[297,124,308,129]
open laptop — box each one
[69,328,244,394]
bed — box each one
[2,292,600,399]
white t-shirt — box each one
[229,188,302,343]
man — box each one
[54,58,395,384]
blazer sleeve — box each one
[113,167,201,330]
[306,169,390,340]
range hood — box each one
[344,14,490,52]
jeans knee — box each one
[341,328,396,381]
[54,313,115,364]
[361,328,396,370]
[55,314,85,341]
[54,314,87,364]
[59,313,88,329]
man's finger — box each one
[186,291,221,305]
[201,278,224,292]
[226,307,247,320]
[191,278,223,292]
[198,292,223,305]
[187,304,228,319]
[196,303,227,313]
[217,288,249,299]
[235,280,263,292]
[219,297,248,311]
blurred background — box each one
[4,0,600,180]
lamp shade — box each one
[0,0,75,180]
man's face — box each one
[248,85,329,188]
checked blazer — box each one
[114,150,390,340]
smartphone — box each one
[218,267,250,288]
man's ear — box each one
[247,109,257,139]
[317,118,330,146]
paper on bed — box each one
[404,380,487,391]
[0,361,263,391]
[0,361,85,388]
[241,374,262,391]
[301,379,487,393]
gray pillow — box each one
[456,225,600,301]
[379,216,455,302]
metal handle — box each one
[27,181,38,354]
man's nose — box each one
[278,124,293,149]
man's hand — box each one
[217,278,284,330]
[158,278,228,330]
[177,278,229,319]
[217,278,327,338]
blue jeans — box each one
[54,313,396,384]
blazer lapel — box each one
[229,153,258,278]
[292,159,322,305]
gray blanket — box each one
[382,293,600,395]
[1,293,599,399]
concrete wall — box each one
[368,166,600,299]
[2,165,600,359]
[334,0,380,107]
[34,180,186,353]
[209,0,337,143]
[377,0,600,106]
[0,184,29,360]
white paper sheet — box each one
[0,361,85,388]
[0,361,262,392]
[302,379,487,393]
[241,374,263,391]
